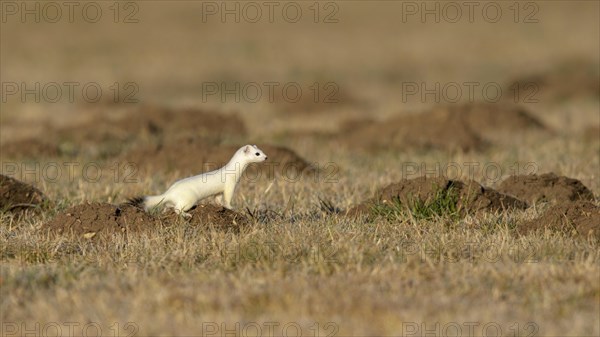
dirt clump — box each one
[0,106,247,159]
[342,108,484,152]
[0,139,60,159]
[256,144,317,178]
[121,139,316,179]
[341,102,546,152]
[507,59,600,102]
[60,105,247,145]
[275,88,365,114]
[339,118,377,133]
[348,176,526,217]
[519,201,600,239]
[162,204,250,232]
[0,175,48,212]
[456,102,547,134]
[43,202,250,237]
[112,105,247,141]
[42,202,158,237]
[497,173,595,205]
[583,126,599,141]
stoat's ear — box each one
[253,144,257,148]
[244,145,251,154]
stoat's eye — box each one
[255,152,260,156]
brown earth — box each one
[341,102,547,152]
[175,204,251,232]
[0,139,61,159]
[275,87,366,114]
[109,105,247,141]
[507,59,600,102]
[583,125,599,141]
[42,202,250,238]
[0,174,48,212]
[42,202,158,237]
[497,173,595,205]
[120,139,316,179]
[348,176,527,217]
[519,201,600,239]
[0,105,247,159]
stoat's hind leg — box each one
[174,208,192,219]
[215,194,224,206]
[173,200,195,219]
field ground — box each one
[1,1,599,336]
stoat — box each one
[128,145,267,217]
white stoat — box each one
[129,145,267,217]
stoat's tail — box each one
[126,195,166,211]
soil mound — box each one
[43,203,156,237]
[0,106,247,159]
[583,126,599,141]
[342,102,545,152]
[519,201,600,239]
[121,140,316,179]
[43,202,250,237]
[168,204,250,232]
[498,173,595,205]
[0,175,47,212]
[456,102,546,134]
[257,144,317,178]
[275,88,364,114]
[507,59,600,102]
[0,139,60,159]
[348,176,526,217]
[112,105,247,141]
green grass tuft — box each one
[370,186,460,221]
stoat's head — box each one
[241,144,268,163]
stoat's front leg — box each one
[222,180,236,209]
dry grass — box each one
[1,1,599,336]
[2,202,599,335]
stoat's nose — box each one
[265,156,268,160]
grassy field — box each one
[1,1,599,336]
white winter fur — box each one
[141,145,267,217]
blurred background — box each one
[1,1,599,192]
